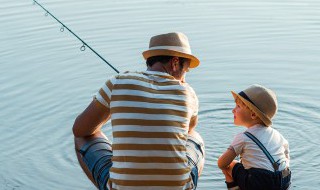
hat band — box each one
[148,46,192,54]
[239,91,258,108]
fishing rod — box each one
[32,0,120,74]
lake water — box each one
[1,0,319,189]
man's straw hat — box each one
[231,84,278,127]
[142,32,200,68]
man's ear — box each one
[171,57,179,71]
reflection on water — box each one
[1,0,320,189]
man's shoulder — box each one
[114,71,142,77]
[108,71,145,82]
[181,82,197,94]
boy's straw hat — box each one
[231,84,278,126]
[142,32,200,68]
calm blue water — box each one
[1,0,320,189]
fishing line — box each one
[32,0,120,74]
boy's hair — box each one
[235,97,251,110]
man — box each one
[73,32,205,190]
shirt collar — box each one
[246,124,265,132]
[143,70,171,76]
[143,70,176,80]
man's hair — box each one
[146,56,188,67]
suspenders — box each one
[244,131,291,189]
[244,131,280,171]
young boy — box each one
[217,84,291,190]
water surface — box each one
[1,0,320,189]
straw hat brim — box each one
[231,91,272,126]
[142,49,200,68]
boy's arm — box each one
[217,147,237,170]
[72,99,111,137]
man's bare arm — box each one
[73,99,111,137]
[188,115,198,133]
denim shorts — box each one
[186,134,205,188]
[79,135,205,190]
[78,138,113,190]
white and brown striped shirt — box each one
[95,71,199,190]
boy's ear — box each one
[251,112,259,120]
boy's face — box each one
[232,100,253,127]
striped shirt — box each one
[95,71,199,190]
